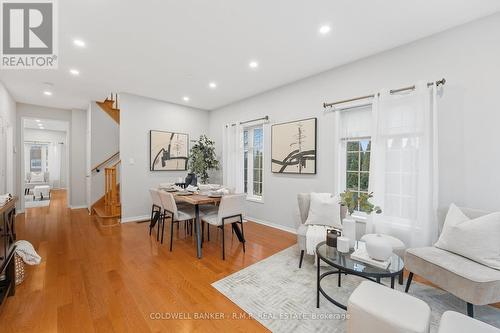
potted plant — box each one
[188,135,220,184]
[339,190,382,216]
[339,190,382,248]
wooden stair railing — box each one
[103,160,121,218]
[96,93,120,124]
[91,151,119,173]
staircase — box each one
[91,93,121,226]
[96,93,120,124]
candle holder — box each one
[326,229,341,248]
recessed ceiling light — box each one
[183,96,190,102]
[319,25,331,35]
[35,119,40,122]
[38,123,43,126]
[39,127,45,130]
[249,61,259,69]
[69,69,80,76]
[73,39,86,47]
[43,91,52,96]
[209,82,217,89]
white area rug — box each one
[212,245,500,333]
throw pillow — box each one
[435,203,500,270]
[305,193,342,229]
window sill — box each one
[246,196,264,204]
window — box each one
[345,139,371,210]
[243,126,263,200]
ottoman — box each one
[347,281,430,333]
[33,185,51,200]
[438,311,500,333]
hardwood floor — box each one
[2,191,497,332]
[0,190,296,332]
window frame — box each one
[339,137,371,214]
[243,125,264,203]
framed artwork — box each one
[150,130,189,171]
[271,117,317,174]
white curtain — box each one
[368,81,439,247]
[222,123,244,193]
[48,143,63,188]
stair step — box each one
[93,203,121,219]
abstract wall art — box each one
[271,118,317,174]
[150,130,189,171]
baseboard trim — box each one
[69,205,88,210]
[247,216,297,234]
[121,215,150,223]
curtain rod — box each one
[323,78,446,109]
[225,115,269,127]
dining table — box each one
[172,192,245,259]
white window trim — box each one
[339,137,372,216]
[244,125,264,203]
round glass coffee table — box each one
[316,241,404,310]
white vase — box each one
[365,234,393,261]
[342,217,356,248]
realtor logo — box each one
[1,0,58,69]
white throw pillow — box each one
[435,203,500,270]
[305,193,342,229]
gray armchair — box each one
[297,193,345,268]
[405,206,500,318]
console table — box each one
[0,197,17,306]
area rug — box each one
[212,245,500,333]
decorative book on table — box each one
[351,247,390,269]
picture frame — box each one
[271,117,317,174]
[149,130,189,171]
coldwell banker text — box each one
[1,0,58,69]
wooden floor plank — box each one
[0,190,296,332]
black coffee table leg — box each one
[376,277,380,284]
[391,276,395,289]
[338,269,341,287]
[316,255,320,308]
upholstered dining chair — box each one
[149,188,164,240]
[157,191,198,250]
[201,194,246,260]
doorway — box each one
[21,118,70,210]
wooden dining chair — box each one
[157,191,198,250]
[201,194,246,260]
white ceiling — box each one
[1,0,500,111]
[24,118,68,132]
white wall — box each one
[119,93,209,222]
[88,102,120,205]
[24,128,68,188]
[0,81,16,196]
[71,109,87,208]
[16,103,87,210]
[209,13,500,231]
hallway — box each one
[0,190,295,332]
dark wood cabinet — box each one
[0,197,17,306]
